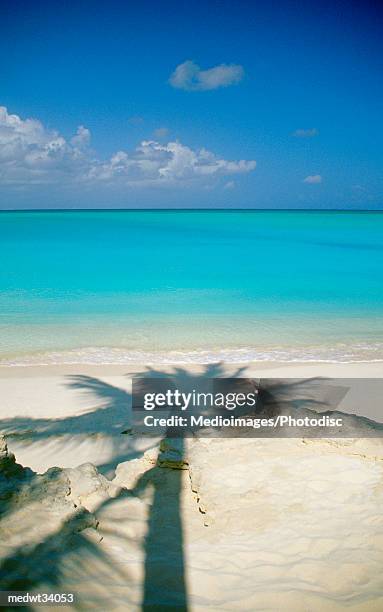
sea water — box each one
[0,210,382,364]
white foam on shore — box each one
[1,343,383,366]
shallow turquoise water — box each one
[0,211,382,363]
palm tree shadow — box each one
[2,364,383,611]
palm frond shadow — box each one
[0,374,144,476]
[254,377,383,437]
[0,455,133,608]
[0,497,135,610]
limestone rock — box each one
[66,463,121,511]
[0,436,112,577]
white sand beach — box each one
[1,360,383,610]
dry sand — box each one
[1,361,383,610]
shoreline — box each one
[0,359,382,377]
[2,339,383,367]
[2,337,383,367]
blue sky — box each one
[1,0,382,209]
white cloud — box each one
[0,107,90,185]
[0,106,256,188]
[89,140,256,185]
[169,60,244,91]
[293,128,318,138]
[303,174,322,184]
[70,125,91,148]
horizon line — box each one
[0,208,382,213]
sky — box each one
[1,0,382,209]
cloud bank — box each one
[169,60,244,91]
[0,106,256,188]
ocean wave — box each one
[1,343,383,366]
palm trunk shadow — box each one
[133,432,188,612]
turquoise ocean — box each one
[0,210,382,364]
